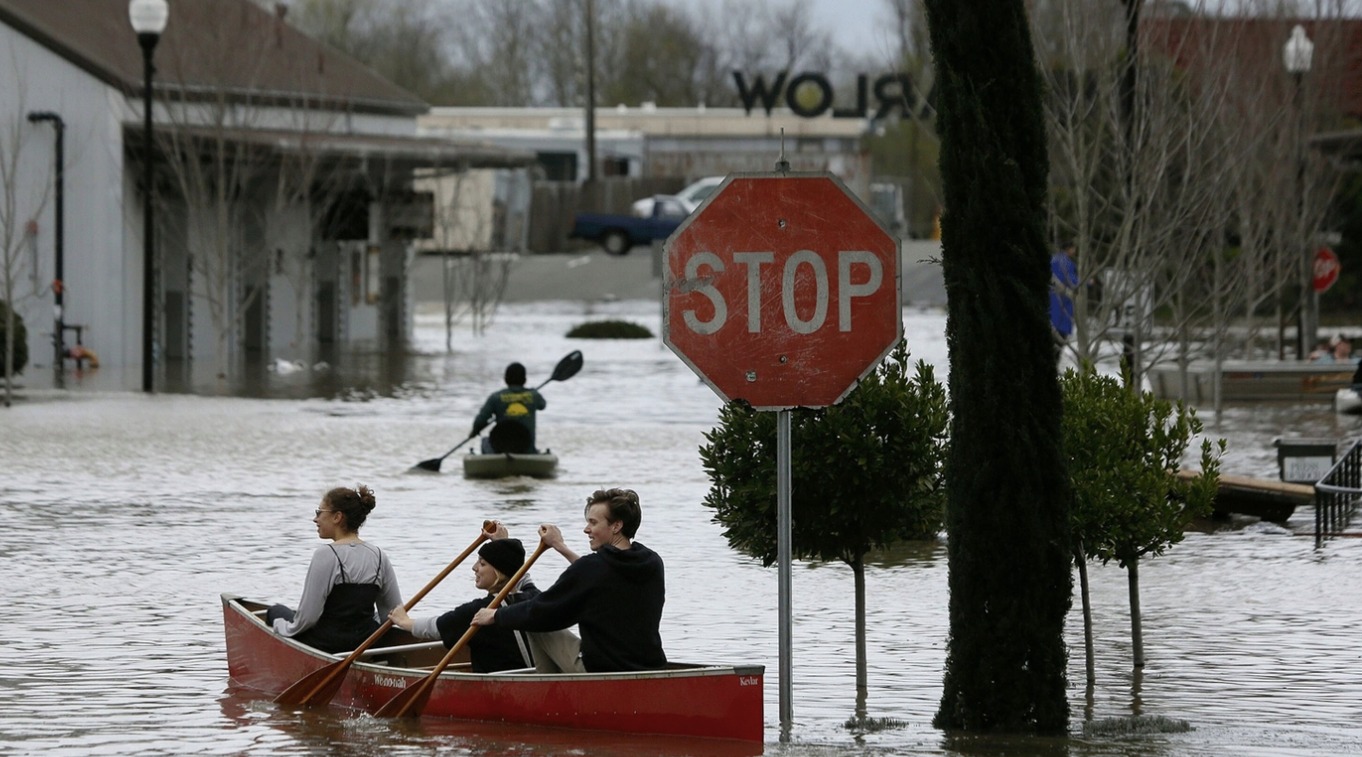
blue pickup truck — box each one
[569,195,689,255]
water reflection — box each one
[160,347,445,401]
[219,685,766,756]
[4,300,1362,755]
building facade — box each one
[419,105,876,199]
[0,0,528,391]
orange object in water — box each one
[66,345,100,368]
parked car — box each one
[571,195,689,255]
[630,175,724,217]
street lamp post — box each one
[26,111,64,382]
[584,0,597,186]
[129,0,168,393]
[1283,23,1314,360]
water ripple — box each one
[4,301,1362,754]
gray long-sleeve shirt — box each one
[271,542,401,638]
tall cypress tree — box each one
[925,0,1073,733]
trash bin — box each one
[1273,437,1337,484]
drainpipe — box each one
[27,112,64,377]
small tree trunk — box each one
[1126,554,1144,667]
[853,555,867,716]
[3,303,13,408]
[1130,665,1145,716]
[1076,544,1095,685]
[442,251,455,352]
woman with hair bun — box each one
[266,484,401,653]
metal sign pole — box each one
[773,149,794,734]
[662,166,901,739]
[777,408,793,731]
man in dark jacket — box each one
[471,488,666,673]
[473,362,547,453]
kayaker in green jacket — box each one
[473,362,547,453]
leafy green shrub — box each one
[0,300,28,376]
[700,340,949,562]
[566,319,653,339]
[1060,367,1222,675]
[843,714,908,733]
[699,340,948,712]
[1060,368,1221,568]
[1083,715,1192,736]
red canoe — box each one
[222,594,765,743]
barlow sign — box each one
[732,71,927,120]
[663,174,902,410]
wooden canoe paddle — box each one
[373,538,550,718]
[411,350,584,473]
[273,521,497,708]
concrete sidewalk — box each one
[412,240,946,307]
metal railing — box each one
[1315,439,1362,547]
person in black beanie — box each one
[471,488,667,673]
[472,362,547,453]
[388,530,541,672]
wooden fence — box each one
[526,176,683,253]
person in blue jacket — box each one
[471,488,666,673]
[472,362,546,453]
[1049,240,1079,359]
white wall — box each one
[3,20,424,389]
[0,23,130,381]
[265,206,314,360]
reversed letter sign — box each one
[664,174,902,410]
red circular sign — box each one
[663,174,902,409]
[1314,246,1340,293]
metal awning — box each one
[125,124,537,170]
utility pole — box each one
[26,112,64,382]
[584,0,597,186]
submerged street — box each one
[4,294,1362,755]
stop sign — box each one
[663,173,902,409]
[1314,246,1340,293]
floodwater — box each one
[4,299,1362,756]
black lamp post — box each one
[129,0,168,393]
[1283,23,1314,360]
[584,0,596,185]
[26,111,64,380]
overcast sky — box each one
[653,0,896,63]
[668,0,1362,66]
[804,0,894,58]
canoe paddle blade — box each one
[274,660,348,708]
[374,539,550,719]
[373,676,436,718]
[410,430,479,473]
[547,350,584,385]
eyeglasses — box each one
[315,509,336,517]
